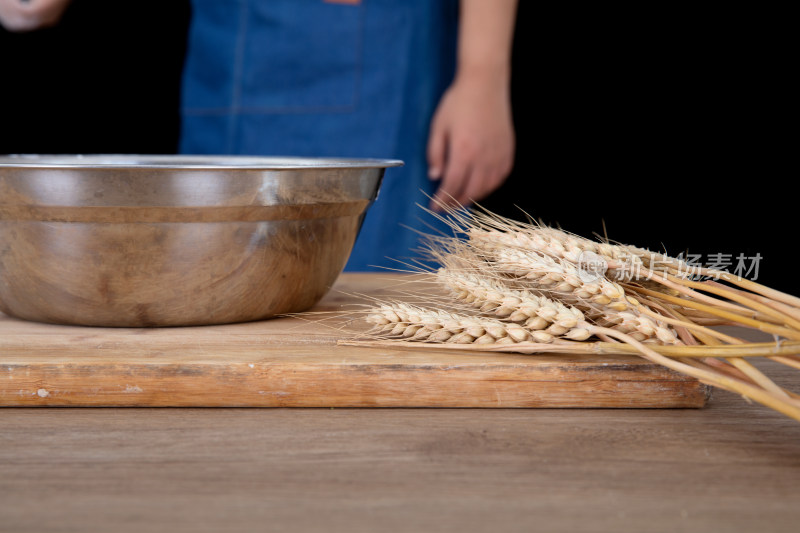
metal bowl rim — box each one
[0,154,404,170]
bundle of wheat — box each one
[340,205,800,421]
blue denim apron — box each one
[180,0,458,271]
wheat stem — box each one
[632,287,800,340]
[583,324,800,421]
[769,356,800,371]
[723,357,791,399]
[711,271,800,309]
[340,338,800,359]
[665,276,800,331]
[703,280,800,323]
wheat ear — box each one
[366,302,589,344]
[435,268,591,340]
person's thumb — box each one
[426,118,447,182]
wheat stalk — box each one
[338,201,800,422]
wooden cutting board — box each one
[0,273,709,407]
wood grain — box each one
[0,372,798,533]
[0,273,708,408]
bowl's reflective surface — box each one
[0,155,400,326]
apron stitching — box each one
[184,105,358,116]
[351,3,365,109]
[227,0,250,153]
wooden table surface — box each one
[0,380,800,533]
[0,273,709,409]
[2,365,798,532]
[2,278,799,532]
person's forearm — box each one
[456,0,518,84]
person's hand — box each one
[0,0,72,32]
[426,0,517,212]
[427,72,515,212]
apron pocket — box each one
[239,0,362,112]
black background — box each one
[482,3,794,292]
[0,0,189,154]
[2,2,793,291]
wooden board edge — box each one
[1,362,710,408]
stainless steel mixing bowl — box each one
[0,155,401,326]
